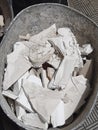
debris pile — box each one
[2,24,93,129]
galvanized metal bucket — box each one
[0,3,98,130]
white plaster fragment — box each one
[15,103,26,120]
[22,24,56,68]
[16,88,33,113]
[79,44,93,55]
[2,90,18,100]
[13,71,29,96]
[48,56,78,89]
[0,15,4,26]
[7,99,15,113]
[22,113,48,130]
[23,83,63,123]
[19,33,31,40]
[3,42,32,90]
[51,100,65,128]
[29,24,56,45]
[46,67,55,80]
[48,54,61,69]
[41,69,49,88]
[62,75,87,120]
[29,47,54,68]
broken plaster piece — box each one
[16,88,33,113]
[7,98,15,113]
[29,24,56,45]
[51,100,65,128]
[58,27,75,37]
[48,56,78,89]
[0,15,4,27]
[48,53,61,69]
[30,94,61,123]
[41,69,49,88]
[15,102,26,120]
[13,71,29,96]
[3,42,32,90]
[49,27,78,56]
[79,44,93,55]
[23,81,63,123]
[57,28,78,54]
[48,28,83,68]
[23,73,43,89]
[46,67,55,80]
[2,90,18,100]
[62,75,87,120]
[22,24,56,68]
[72,75,91,111]
[22,113,48,130]
[19,33,31,40]
[29,47,54,68]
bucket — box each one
[0,3,98,130]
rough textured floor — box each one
[68,0,98,25]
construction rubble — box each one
[2,24,93,129]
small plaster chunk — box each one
[0,15,4,27]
